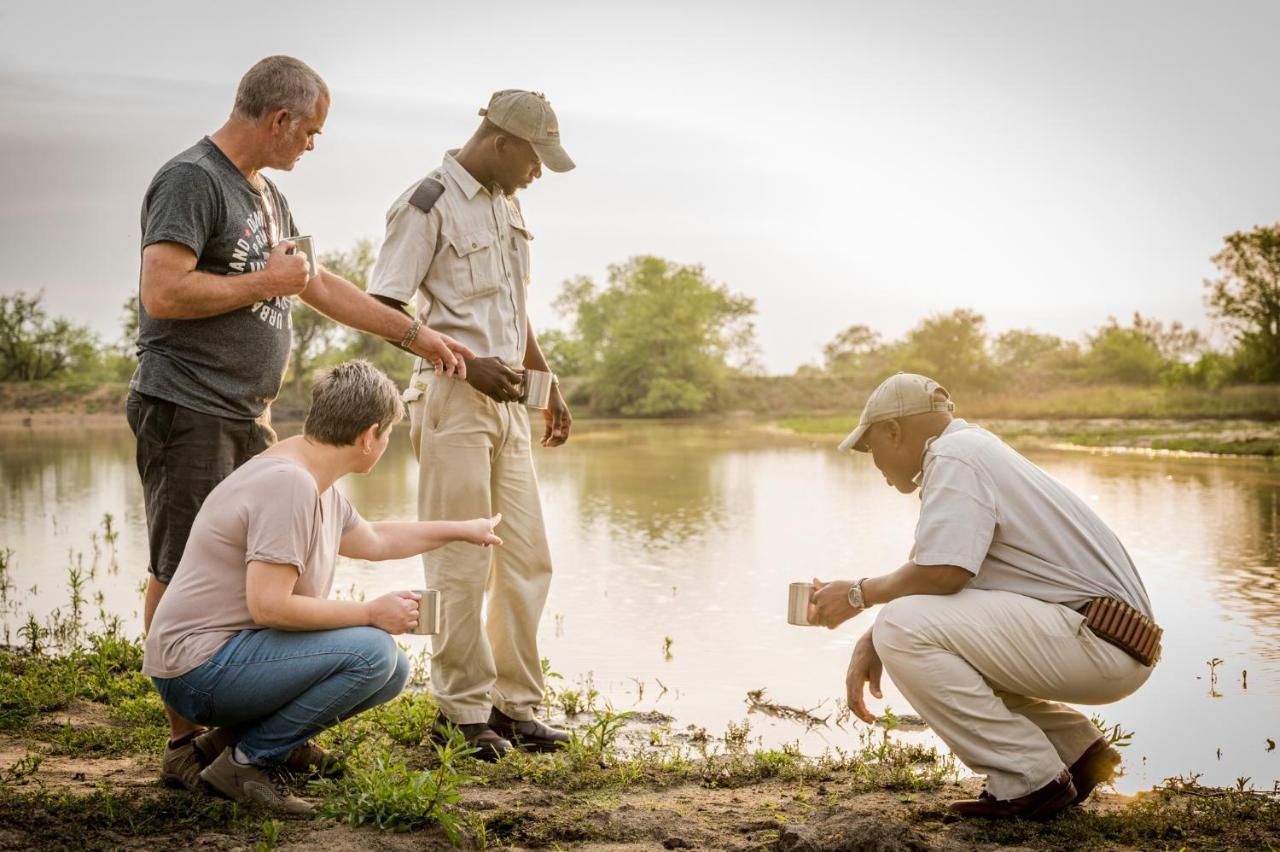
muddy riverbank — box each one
[1,664,1276,851]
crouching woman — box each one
[142,360,502,816]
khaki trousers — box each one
[871,588,1151,800]
[408,375,552,724]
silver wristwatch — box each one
[847,578,867,610]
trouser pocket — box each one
[153,673,215,724]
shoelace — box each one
[268,767,299,799]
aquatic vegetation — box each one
[1207,656,1226,697]
[0,548,13,605]
[555,672,599,718]
[1090,714,1135,749]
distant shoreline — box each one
[5,380,1280,456]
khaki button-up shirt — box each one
[368,151,532,364]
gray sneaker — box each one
[199,749,315,817]
[196,729,343,778]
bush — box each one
[550,257,757,416]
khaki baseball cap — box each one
[837,373,955,452]
[480,89,575,173]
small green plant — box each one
[100,513,118,548]
[540,656,564,715]
[314,729,479,840]
[17,614,46,655]
[556,673,599,718]
[2,753,43,783]
[751,749,794,777]
[662,636,673,661]
[566,708,633,765]
[366,692,437,747]
[65,562,87,640]
[400,643,432,689]
[253,817,282,851]
[1090,714,1135,749]
[723,718,751,753]
[1207,657,1225,697]
[558,688,582,717]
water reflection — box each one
[540,423,743,547]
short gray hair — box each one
[304,360,404,447]
[233,55,329,121]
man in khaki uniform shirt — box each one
[367,90,573,759]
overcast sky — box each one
[2,0,1278,373]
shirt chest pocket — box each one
[445,229,502,302]
[510,223,533,287]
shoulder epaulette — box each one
[407,176,445,213]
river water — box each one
[1,420,1277,794]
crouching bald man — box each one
[811,373,1158,821]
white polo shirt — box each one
[911,419,1154,619]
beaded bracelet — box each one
[399,317,422,350]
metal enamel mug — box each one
[287,234,319,279]
[411,589,441,635]
[521,369,555,410]
[787,582,817,626]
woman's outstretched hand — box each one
[462,513,504,547]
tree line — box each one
[3,223,1279,416]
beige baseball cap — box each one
[480,89,575,173]
[837,373,955,452]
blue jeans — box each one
[153,626,409,765]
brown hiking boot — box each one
[159,736,206,792]
[948,770,1077,821]
[431,719,511,762]
[196,729,342,778]
[199,749,315,817]
[284,740,344,778]
[192,727,239,765]
[1069,738,1123,805]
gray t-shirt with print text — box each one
[132,137,298,420]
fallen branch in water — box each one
[745,688,829,728]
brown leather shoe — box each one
[192,727,239,765]
[1069,738,1122,805]
[283,741,345,778]
[488,707,570,753]
[159,736,207,792]
[431,719,511,762]
[948,770,1077,820]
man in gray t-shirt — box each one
[809,373,1156,821]
[135,136,300,418]
[130,55,475,794]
